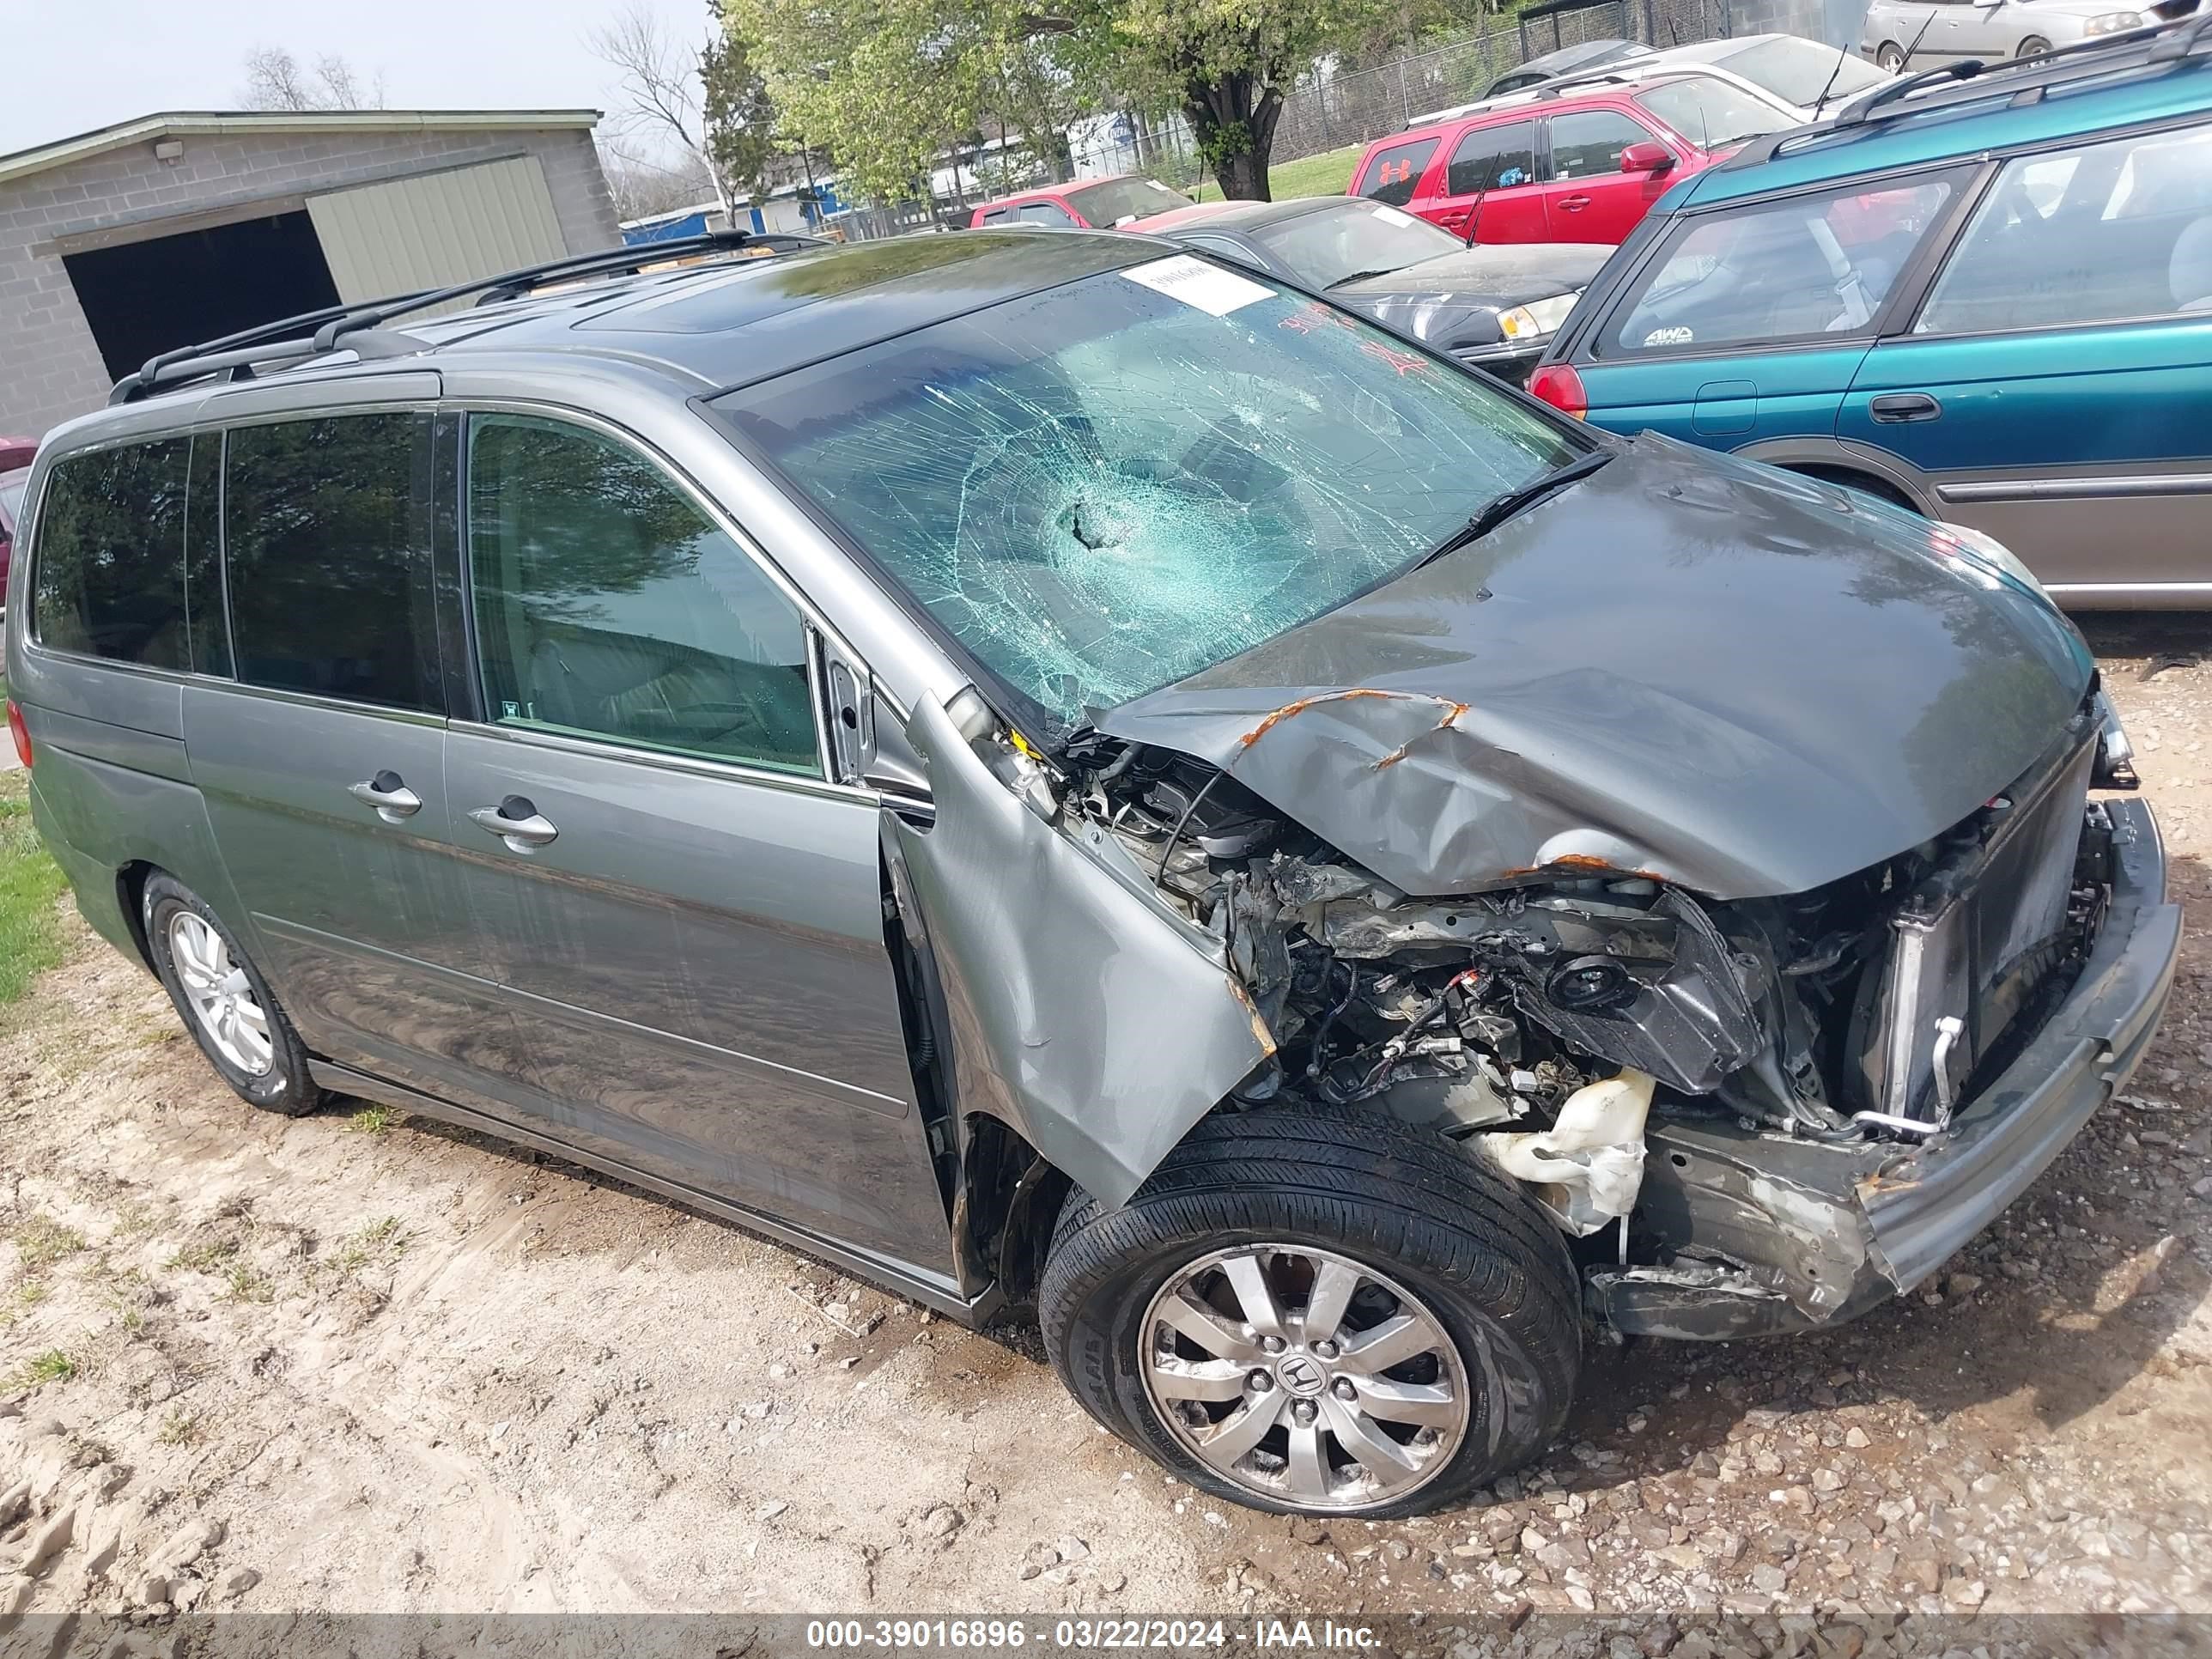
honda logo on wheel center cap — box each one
[1275,1354,1326,1396]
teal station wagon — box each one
[1531,15,2212,605]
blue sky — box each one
[2,0,712,155]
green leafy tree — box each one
[731,0,1435,204]
[1109,0,1425,199]
[731,0,1101,203]
[701,14,787,205]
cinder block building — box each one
[0,109,622,436]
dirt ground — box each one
[3,616,2211,1639]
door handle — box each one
[468,795,560,854]
[1557,194,1592,210]
[1869,392,1942,423]
[348,770,422,823]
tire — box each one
[1039,1103,1580,1517]
[2017,35,2051,56]
[1876,41,1905,71]
[143,872,323,1116]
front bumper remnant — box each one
[1590,797,2179,1340]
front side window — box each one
[1607,176,1955,355]
[1446,122,1538,198]
[465,414,817,775]
[31,437,191,669]
[1016,202,1077,228]
[715,259,1582,732]
[1917,124,2212,334]
[1634,80,1795,151]
[1546,111,1654,181]
[224,414,437,712]
[1359,137,1441,206]
[1249,202,1462,288]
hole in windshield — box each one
[714,260,1580,733]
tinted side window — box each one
[31,438,191,668]
[1917,125,2212,334]
[1360,137,1441,206]
[466,414,818,775]
[224,414,438,712]
[1605,177,1955,355]
[1016,202,1076,227]
[1447,121,1538,197]
[1546,111,1653,181]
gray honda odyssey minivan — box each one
[3,230,2179,1517]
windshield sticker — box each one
[1644,325,1695,347]
[1123,254,1276,317]
[1370,204,1418,226]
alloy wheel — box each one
[167,912,274,1076]
[1139,1243,1474,1511]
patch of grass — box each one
[18,1349,76,1386]
[221,1263,273,1304]
[331,1215,408,1274]
[11,1213,85,1270]
[166,1239,239,1273]
[346,1105,396,1136]
[0,1281,48,1332]
[157,1409,202,1446]
[0,769,69,1008]
[1188,143,1368,204]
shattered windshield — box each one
[714,255,1579,732]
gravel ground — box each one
[0,615,2209,1645]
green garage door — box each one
[307,155,569,308]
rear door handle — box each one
[1869,392,1942,423]
[349,771,422,823]
[468,795,560,853]
[1557,194,1592,210]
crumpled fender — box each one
[887,693,1276,1209]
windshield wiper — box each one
[1413,449,1615,571]
[1326,267,1405,289]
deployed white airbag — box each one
[1479,1068,1656,1236]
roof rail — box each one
[1723,11,2212,171]
[110,228,823,405]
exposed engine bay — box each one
[1041,693,2126,1330]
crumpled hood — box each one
[1098,434,2094,901]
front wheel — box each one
[1876,41,1906,70]
[2017,34,2052,56]
[1039,1103,1580,1516]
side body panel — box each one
[1581,343,1876,448]
[1838,318,2212,595]
[1421,119,1550,245]
[442,722,959,1273]
[1540,108,1680,245]
[184,687,533,1112]
[890,695,1275,1212]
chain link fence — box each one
[1067,0,1746,191]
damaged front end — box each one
[1029,683,2177,1341]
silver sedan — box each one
[1862,0,2198,70]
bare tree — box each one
[599,146,720,222]
[587,3,733,215]
[238,46,388,111]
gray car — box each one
[1863,0,2201,69]
[2,229,2179,1518]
